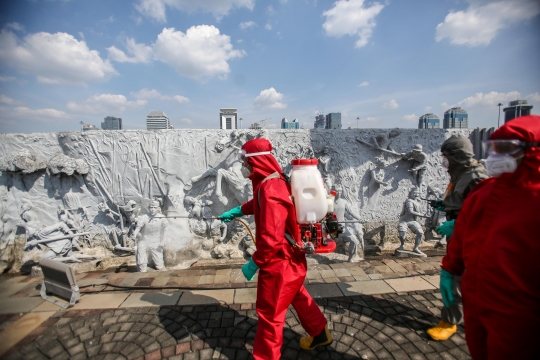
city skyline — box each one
[0,0,539,133]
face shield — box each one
[482,140,540,157]
[238,148,272,162]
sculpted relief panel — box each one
[0,128,474,273]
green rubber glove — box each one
[242,257,259,281]
[436,219,455,238]
[440,269,455,308]
[218,205,244,223]
[430,199,445,212]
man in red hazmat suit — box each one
[441,115,540,359]
[218,138,332,359]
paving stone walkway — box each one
[0,253,472,359]
[1,289,470,360]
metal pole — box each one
[497,103,502,127]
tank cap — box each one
[291,158,318,166]
[329,190,337,196]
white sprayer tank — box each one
[290,158,328,224]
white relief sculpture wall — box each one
[0,128,485,274]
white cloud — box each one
[253,87,287,110]
[179,118,192,124]
[382,99,399,109]
[132,89,190,104]
[135,0,255,22]
[134,0,167,23]
[132,88,163,99]
[0,76,16,82]
[0,95,16,105]
[153,26,245,79]
[173,95,189,104]
[239,21,257,30]
[424,106,432,111]
[403,114,418,122]
[5,22,24,32]
[265,22,272,30]
[107,38,152,63]
[358,81,369,87]
[526,92,540,103]
[0,106,70,123]
[67,94,146,114]
[0,30,116,85]
[436,0,540,47]
[322,0,385,48]
[267,6,276,15]
[453,91,520,108]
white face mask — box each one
[485,154,518,177]
[441,157,449,169]
[240,165,252,178]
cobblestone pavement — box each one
[3,289,470,360]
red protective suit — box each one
[240,138,327,360]
[442,115,540,360]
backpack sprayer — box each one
[289,158,340,254]
[165,158,342,254]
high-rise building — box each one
[146,110,172,130]
[314,113,325,129]
[325,113,342,129]
[443,107,468,129]
[503,100,533,123]
[418,113,440,129]
[219,108,238,129]
[102,116,122,130]
[281,118,299,129]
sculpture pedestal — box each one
[394,249,427,258]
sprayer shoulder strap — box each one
[257,172,300,249]
[256,172,284,210]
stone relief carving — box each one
[396,187,429,256]
[332,184,364,262]
[0,128,479,273]
[400,144,428,189]
[132,198,167,272]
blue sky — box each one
[0,0,539,133]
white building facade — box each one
[219,108,238,129]
[146,111,172,130]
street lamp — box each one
[497,103,502,127]
[356,117,360,128]
[239,117,243,129]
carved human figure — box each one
[131,199,168,272]
[18,219,88,262]
[372,128,400,151]
[425,185,447,246]
[318,146,332,173]
[397,187,428,255]
[366,159,389,210]
[189,161,251,205]
[332,184,364,262]
[401,144,428,187]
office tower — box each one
[102,116,122,130]
[146,111,172,130]
[443,107,468,129]
[325,113,342,129]
[503,100,533,123]
[281,118,299,129]
[418,113,440,129]
[219,108,238,129]
[314,113,325,129]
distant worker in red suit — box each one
[218,138,332,360]
[441,115,540,359]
